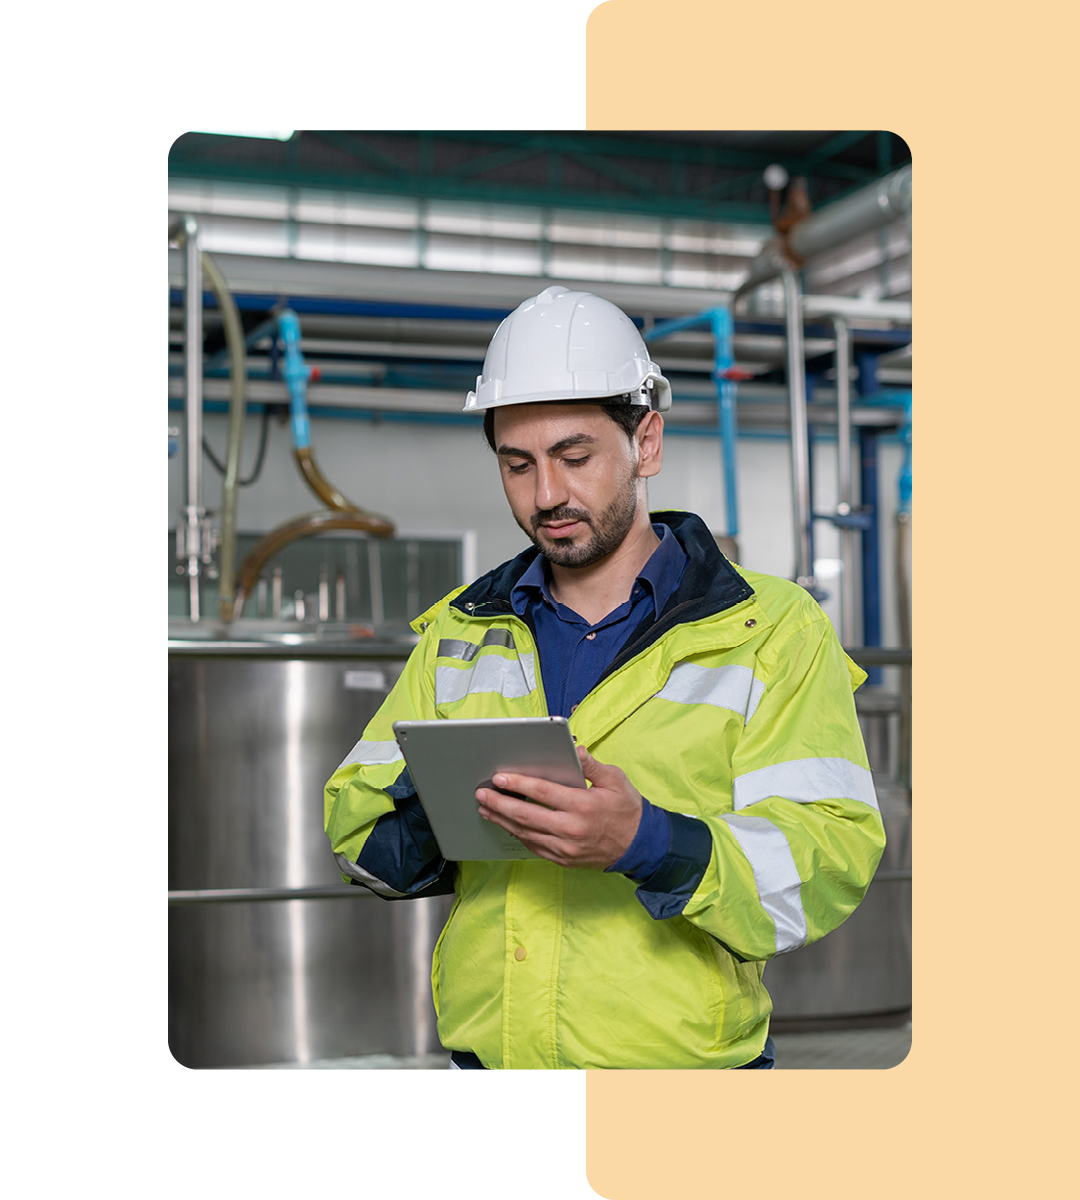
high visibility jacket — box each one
[324,512,885,1069]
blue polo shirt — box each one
[509,523,687,882]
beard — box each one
[518,469,640,569]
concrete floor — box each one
[252,1019,911,1070]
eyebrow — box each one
[496,433,597,459]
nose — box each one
[533,460,568,512]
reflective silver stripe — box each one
[435,651,537,706]
[732,757,878,812]
[334,852,407,898]
[654,662,765,724]
[337,738,403,770]
[721,814,807,954]
[437,628,516,662]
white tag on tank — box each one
[344,669,387,691]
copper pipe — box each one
[232,509,395,620]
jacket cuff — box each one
[618,807,714,920]
[354,776,455,897]
[606,796,670,882]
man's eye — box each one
[506,462,530,475]
[564,456,590,468]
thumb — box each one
[577,746,617,786]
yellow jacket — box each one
[325,512,885,1068]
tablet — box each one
[392,717,586,861]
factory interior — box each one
[168,130,912,1070]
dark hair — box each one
[482,397,650,452]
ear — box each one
[635,411,664,479]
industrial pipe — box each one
[896,392,912,788]
[711,306,740,544]
[198,251,248,624]
[275,308,370,513]
[644,306,742,545]
[172,215,207,621]
[735,165,912,299]
[232,509,395,621]
[833,317,856,644]
[781,266,816,593]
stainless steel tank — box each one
[169,634,453,1068]
[763,682,912,1024]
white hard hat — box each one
[463,285,672,413]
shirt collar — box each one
[510,522,687,620]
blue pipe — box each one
[645,306,740,539]
[199,307,315,449]
[898,390,912,514]
[276,310,312,451]
[709,307,739,539]
[205,313,287,371]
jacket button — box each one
[514,946,527,961]
[745,618,757,628]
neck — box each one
[547,510,659,625]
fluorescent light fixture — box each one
[191,130,295,141]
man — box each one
[324,286,885,1070]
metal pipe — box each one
[735,166,912,299]
[180,216,205,620]
[318,563,330,622]
[199,250,248,624]
[335,567,346,620]
[859,428,883,684]
[833,317,857,644]
[781,266,815,592]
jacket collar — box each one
[451,511,753,622]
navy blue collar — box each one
[451,513,755,652]
[509,523,686,623]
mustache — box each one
[531,506,592,532]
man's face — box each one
[492,403,651,569]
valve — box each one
[714,367,755,383]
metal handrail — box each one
[168,885,373,906]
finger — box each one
[475,802,583,866]
[477,787,569,836]
[491,771,573,810]
[576,747,620,789]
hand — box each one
[476,747,643,869]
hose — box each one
[294,445,364,511]
[276,308,367,514]
[202,403,273,486]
